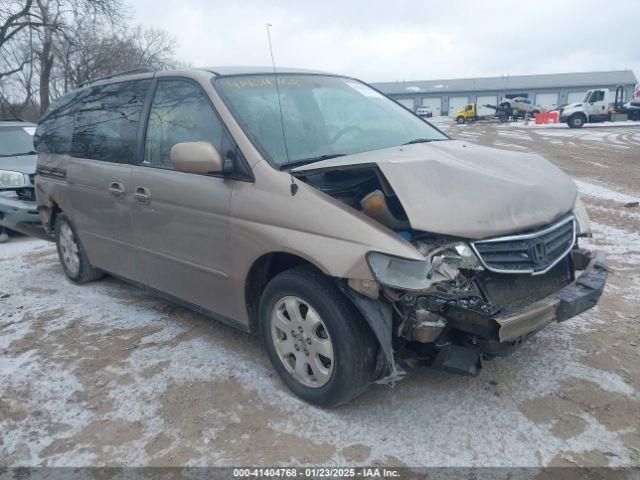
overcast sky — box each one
[131,0,640,83]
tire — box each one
[568,114,585,128]
[258,265,378,407]
[456,116,465,124]
[55,214,103,283]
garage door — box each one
[536,93,559,110]
[396,98,415,111]
[476,95,497,116]
[421,97,442,116]
[448,96,469,116]
[567,91,586,104]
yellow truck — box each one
[453,102,495,124]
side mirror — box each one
[170,142,223,175]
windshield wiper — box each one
[403,138,437,145]
[280,153,346,170]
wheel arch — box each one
[38,197,63,234]
[244,251,323,333]
[245,252,398,383]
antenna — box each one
[266,23,297,195]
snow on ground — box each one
[575,179,640,205]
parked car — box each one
[35,67,607,407]
[499,97,545,116]
[416,106,432,118]
[0,119,40,241]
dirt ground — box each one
[1,119,639,467]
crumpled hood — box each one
[293,140,577,239]
[0,154,37,175]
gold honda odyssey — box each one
[34,67,607,406]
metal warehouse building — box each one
[371,70,638,117]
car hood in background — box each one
[293,140,577,239]
[0,154,37,174]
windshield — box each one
[0,126,36,156]
[214,74,448,167]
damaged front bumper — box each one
[345,248,607,381]
[446,248,607,344]
[432,248,607,375]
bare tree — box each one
[0,0,180,118]
[53,20,178,92]
[34,0,124,113]
[0,0,43,80]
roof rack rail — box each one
[0,117,25,122]
[79,67,155,87]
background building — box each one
[371,70,638,116]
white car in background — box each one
[416,106,432,118]
[499,97,545,116]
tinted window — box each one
[144,79,228,169]
[34,92,82,155]
[70,80,150,162]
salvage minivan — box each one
[34,67,608,407]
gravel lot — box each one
[1,120,639,467]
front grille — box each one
[471,216,575,275]
[475,257,572,313]
[16,187,35,202]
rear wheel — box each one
[55,214,103,283]
[259,266,377,407]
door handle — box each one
[134,186,151,204]
[108,182,126,199]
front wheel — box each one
[259,266,378,407]
[456,116,466,124]
[55,214,103,283]
[568,114,585,128]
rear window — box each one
[70,80,150,163]
[34,92,81,155]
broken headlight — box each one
[0,170,26,189]
[367,243,482,291]
[573,196,591,237]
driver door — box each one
[586,90,606,119]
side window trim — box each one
[138,76,254,182]
[135,77,159,165]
